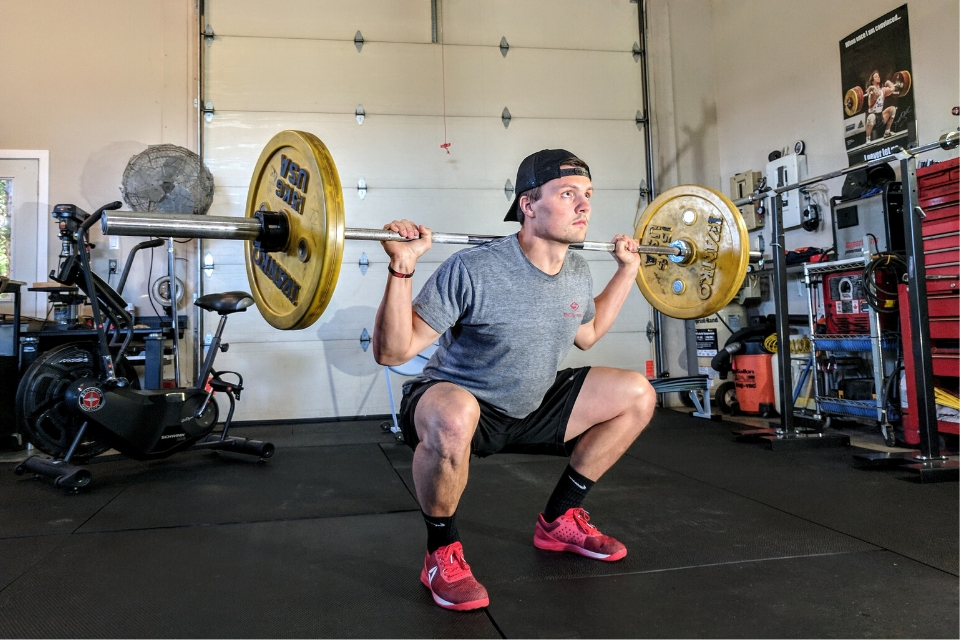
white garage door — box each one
[201,0,652,421]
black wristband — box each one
[388,265,415,278]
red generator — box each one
[822,268,896,334]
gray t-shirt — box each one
[409,234,596,418]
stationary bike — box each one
[14,201,274,490]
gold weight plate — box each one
[244,130,345,330]
[634,185,749,319]
[844,87,863,117]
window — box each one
[0,178,10,300]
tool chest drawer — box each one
[923,215,960,238]
[932,349,959,378]
[924,233,960,253]
[920,203,958,224]
[929,318,960,340]
[926,263,959,294]
[927,295,960,318]
[925,245,960,266]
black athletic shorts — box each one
[398,367,591,458]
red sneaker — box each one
[420,542,490,611]
[534,508,627,561]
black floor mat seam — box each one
[377,442,420,505]
[67,507,424,537]
[501,548,889,586]
[0,537,68,597]
[71,483,128,534]
[484,608,508,639]
[624,449,959,577]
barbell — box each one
[102,130,759,330]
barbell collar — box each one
[253,210,290,253]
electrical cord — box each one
[864,252,907,313]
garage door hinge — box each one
[354,31,364,52]
[504,179,514,201]
[357,178,367,199]
[360,328,371,351]
[499,37,509,58]
[645,321,657,343]
[635,110,647,131]
[355,104,365,125]
[639,180,650,201]
[501,107,512,129]
[632,42,643,62]
[203,25,215,46]
[358,252,369,275]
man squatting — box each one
[373,149,657,611]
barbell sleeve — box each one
[103,211,262,241]
[102,211,761,262]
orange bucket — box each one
[733,354,775,414]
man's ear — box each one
[519,195,534,218]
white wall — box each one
[0,0,198,373]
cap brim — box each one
[504,195,521,222]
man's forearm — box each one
[372,258,418,365]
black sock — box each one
[543,464,595,522]
[423,511,460,553]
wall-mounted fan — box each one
[120,144,214,215]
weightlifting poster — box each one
[839,4,917,166]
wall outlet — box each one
[108,259,118,274]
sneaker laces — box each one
[439,547,472,581]
[572,508,599,534]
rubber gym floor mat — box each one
[0,511,500,639]
[229,420,398,448]
[382,444,878,586]
[629,410,960,575]
[484,550,959,639]
[0,457,137,538]
[73,444,417,533]
[0,535,66,592]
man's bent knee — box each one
[415,386,480,463]
[630,372,656,429]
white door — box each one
[0,154,48,320]
[201,1,651,421]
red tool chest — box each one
[900,157,959,443]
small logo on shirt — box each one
[564,301,583,318]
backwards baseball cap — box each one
[504,149,591,222]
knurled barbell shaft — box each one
[346,227,683,256]
[102,211,761,261]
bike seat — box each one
[195,291,255,315]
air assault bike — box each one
[14,201,274,490]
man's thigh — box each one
[564,366,654,441]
